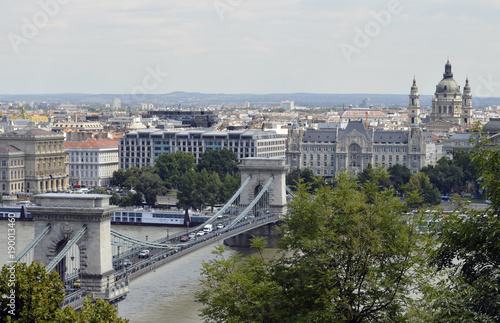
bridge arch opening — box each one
[253,184,270,217]
[54,239,69,283]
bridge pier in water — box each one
[224,222,281,248]
[237,158,288,217]
[225,158,288,248]
[30,193,129,303]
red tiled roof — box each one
[64,138,119,149]
[0,145,22,152]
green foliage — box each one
[219,173,241,202]
[357,163,392,189]
[154,151,196,190]
[405,172,441,208]
[286,168,323,192]
[120,192,143,207]
[196,172,428,322]
[0,262,64,322]
[387,163,412,194]
[197,149,238,178]
[429,133,500,320]
[451,149,478,185]
[0,262,128,322]
[470,133,500,213]
[134,171,167,206]
[110,167,142,190]
[59,297,129,323]
[421,158,464,195]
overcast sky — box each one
[1,0,500,97]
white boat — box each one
[0,205,32,221]
[111,208,211,226]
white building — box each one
[119,129,287,169]
[113,98,122,109]
[64,138,119,187]
[280,101,295,111]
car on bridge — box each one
[180,236,190,242]
[139,250,151,258]
[123,259,133,267]
[196,231,205,236]
[216,223,224,230]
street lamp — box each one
[117,246,120,269]
[167,229,169,238]
[186,221,190,232]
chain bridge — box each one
[15,158,292,310]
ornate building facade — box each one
[0,128,68,195]
[65,138,119,188]
[286,121,436,176]
[417,59,473,130]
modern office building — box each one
[119,129,287,169]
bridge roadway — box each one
[61,213,280,309]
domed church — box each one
[408,59,473,133]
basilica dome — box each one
[435,77,461,94]
[435,59,461,94]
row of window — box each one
[0,159,24,167]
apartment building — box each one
[64,138,119,187]
[119,129,286,169]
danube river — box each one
[0,221,252,322]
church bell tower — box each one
[408,76,421,125]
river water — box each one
[0,222,256,322]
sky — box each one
[1,0,500,97]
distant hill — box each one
[0,92,499,109]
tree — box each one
[219,173,241,202]
[0,262,128,322]
[134,171,167,206]
[405,172,441,208]
[176,169,199,213]
[110,169,126,187]
[451,149,478,188]
[197,149,238,178]
[120,192,143,207]
[357,164,391,189]
[421,158,463,195]
[205,172,223,212]
[387,164,412,194]
[286,168,323,192]
[430,133,500,320]
[154,151,195,190]
[196,171,427,322]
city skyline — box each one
[2,0,500,97]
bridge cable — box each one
[15,224,51,263]
[110,229,179,249]
[192,174,253,232]
[226,175,274,230]
[46,225,87,272]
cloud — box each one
[1,0,500,96]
